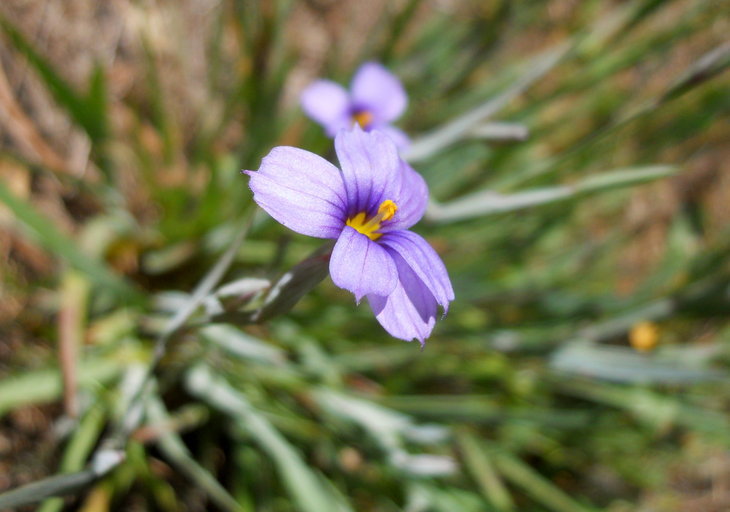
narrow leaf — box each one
[185,365,344,512]
[146,397,244,512]
[0,179,142,302]
[404,43,569,162]
[426,165,676,223]
[491,448,596,512]
[0,359,122,417]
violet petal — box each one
[368,252,438,345]
[350,62,407,124]
[330,226,398,302]
[379,230,454,312]
[381,161,428,232]
[377,125,411,152]
[246,147,347,239]
[300,80,351,136]
[334,127,402,215]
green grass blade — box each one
[0,359,122,417]
[490,446,597,512]
[661,41,730,103]
[457,431,515,512]
[426,165,676,223]
[0,179,142,302]
[185,365,344,512]
[550,342,726,384]
[146,397,244,512]
[38,402,108,512]
[404,42,569,163]
[0,470,98,509]
[0,16,108,147]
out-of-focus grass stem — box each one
[109,210,254,445]
[456,430,515,512]
[57,270,89,418]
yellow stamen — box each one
[346,200,398,240]
[352,110,373,129]
[377,199,398,221]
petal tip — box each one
[405,333,428,348]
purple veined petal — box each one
[381,161,428,232]
[376,125,411,152]
[367,251,438,345]
[330,226,398,302]
[300,80,352,136]
[335,127,402,215]
[350,62,407,125]
[379,230,454,313]
[246,147,347,239]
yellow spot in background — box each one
[346,200,398,240]
[630,321,659,352]
[352,110,373,129]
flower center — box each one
[346,200,398,240]
[352,110,374,129]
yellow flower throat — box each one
[346,200,398,240]
[352,110,373,129]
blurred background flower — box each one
[301,61,410,148]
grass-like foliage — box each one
[1,1,729,510]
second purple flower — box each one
[300,62,410,150]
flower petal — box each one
[368,252,437,345]
[376,125,411,152]
[379,230,454,312]
[246,147,347,238]
[330,226,398,302]
[382,161,428,231]
[300,80,351,136]
[335,126,401,216]
[350,62,407,124]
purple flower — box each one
[300,62,410,150]
[245,127,453,345]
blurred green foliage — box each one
[0,0,729,511]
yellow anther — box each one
[352,110,373,129]
[377,200,398,222]
[345,200,398,240]
[629,321,659,352]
